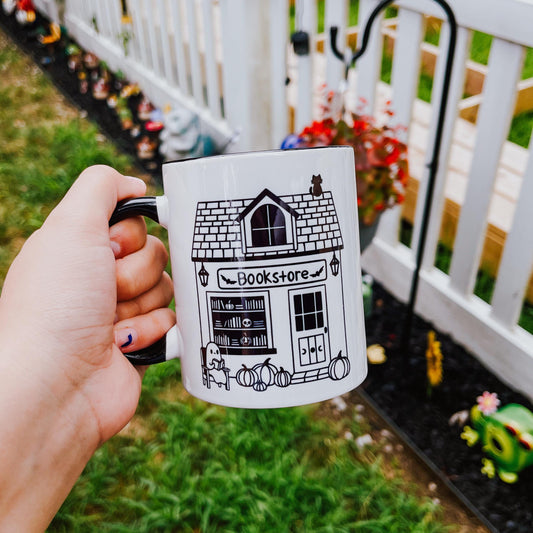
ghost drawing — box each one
[203,342,231,390]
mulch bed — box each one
[360,281,533,533]
[3,9,533,533]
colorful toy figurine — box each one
[461,392,533,483]
[15,0,35,25]
[66,44,82,73]
[137,96,154,121]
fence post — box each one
[219,0,272,151]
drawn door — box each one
[289,286,330,373]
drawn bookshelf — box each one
[208,293,276,355]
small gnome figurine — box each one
[136,135,157,160]
[137,96,154,122]
[66,44,82,73]
[15,0,35,25]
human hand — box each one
[0,165,175,531]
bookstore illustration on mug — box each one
[191,176,352,393]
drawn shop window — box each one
[293,291,325,332]
[209,294,276,355]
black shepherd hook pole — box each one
[331,0,457,354]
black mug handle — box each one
[109,196,177,365]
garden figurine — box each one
[135,135,157,161]
[77,70,88,95]
[137,96,154,122]
[66,43,82,73]
[461,393,533,483]
[92,76,110,100]
[15,0,35,25]
[159,107,215,161]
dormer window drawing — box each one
[251,204,287,246]
[237,189,299,255]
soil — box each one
[359,281,533,533]
[2,9,532,533]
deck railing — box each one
[34,0,533,401]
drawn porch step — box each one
[291,366,331,384]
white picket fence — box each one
[33,0,533,401]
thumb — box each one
[48,165,147,230]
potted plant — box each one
[283,93,409,251]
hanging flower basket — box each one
[283,92,409,251]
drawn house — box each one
[191,182,351,392]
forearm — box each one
[0,353,100,532]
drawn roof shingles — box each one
[191,190,344,262]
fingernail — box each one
[115,328,137,349]
[126,176,146,192]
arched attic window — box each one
[250,204,287,247]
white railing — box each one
[35,0,533,401]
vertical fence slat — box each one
[324,0,347,92]
[99,0,113,38]
[269,0,289,147]
[376,6,424,246]
[490,150,533,327]
[145,1,161,74]
[93,0,106,35]
[82,0,90,27]
[420,25,471,271]
[103,0,120,46]
[202,0,222,119]
[158,0,174,84]
[113,1,126,53]
[294,0,316,132]
[354,0,384,115]
[170,0,190,95]
[220,0,251,151]
[449,39,524,296]
[185,0,204,105]
[130,0,150,67]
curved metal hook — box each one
[330,0,456,79]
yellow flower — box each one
[426,331,443,387]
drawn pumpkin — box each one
[253,380,268,392]
[274,367,292,388]
[236,364,258,388]
[328,352,351,380]
[253,357,278,387]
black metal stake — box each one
[330,0,457,354]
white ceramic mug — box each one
[110,147,367,408]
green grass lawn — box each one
[52,362,448,532]
[0,32,456,533]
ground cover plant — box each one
[0,27,468,533]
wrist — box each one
[0,346,100,531]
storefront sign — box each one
[217,260,327,289]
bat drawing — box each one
[310,265,325,278]
[221,274,237,285]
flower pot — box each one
[359,219,379,252]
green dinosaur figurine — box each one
[462,402,533,483]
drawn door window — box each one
[250,204,287,247]
[208,293,276,355]
[289,286,330,370]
